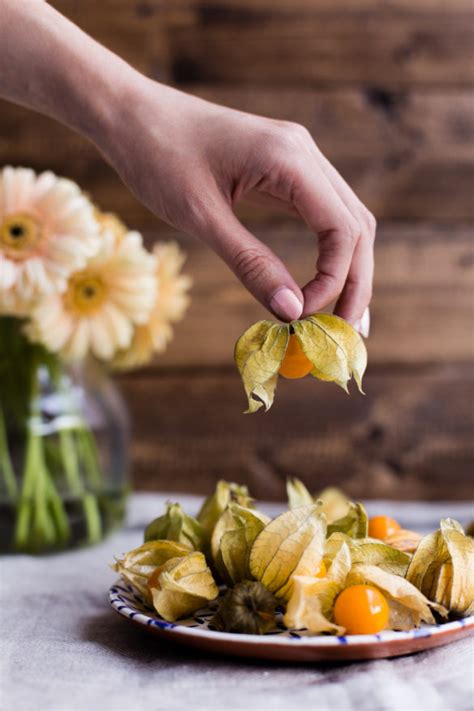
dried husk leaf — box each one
[324,538,352,585]
[346,563,447,628]
[293,314,367,393]
[144,502,205,551]
[197,480,253,542]
[384,528,423,554]
[327,502,368,539]
[212,504,270,585]
[407,518,474,615]
[317,487,352,524]
[349,538,411,576]
[249,504,326,600]
[283,576,344,634]
[287,478,314,510]
[325,532,411,577]
[112,540,191,602]
[211,580,278,634]
[150,552,219,621]
[234,320,289,413]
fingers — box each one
[333,228,374,325]
[309,149,376,326]
[291,167,361,317]
[195,200,304,322]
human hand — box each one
[99,79,375,331]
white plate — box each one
[109,580,474,662]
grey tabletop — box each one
[1,493,473,711]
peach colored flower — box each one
[27,230,157,361]
[113,242,191,370]
[0,167,100,310]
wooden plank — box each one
[1,86,473,220]
[163,4,474,87]
[118,364,474,500]
[139,221,474,367]
[51,1,474,87]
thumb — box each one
[198,205,303,322]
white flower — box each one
[0,167,100,309]
[27,230,157,361]
[113,242,191,370]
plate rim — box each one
[109,579,474,648]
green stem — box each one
[14,358,70,552]
[0,405,17,500]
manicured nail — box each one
[270,287,303,322]
[354,307,370,338]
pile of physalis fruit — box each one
[112,479,474,636]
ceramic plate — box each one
[109,580,474,662]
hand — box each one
[0,0,375,331]
[99,79,375,329]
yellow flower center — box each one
[65,272,107,315]
[0,213,42,259]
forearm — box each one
[0,0,139,145]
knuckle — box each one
[344,219,363,246]
[267,121,311,154]
[363,209,377,238]
[233,247,269,284]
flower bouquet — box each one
[0,166,190,553]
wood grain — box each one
[2,86,473,221]
[138,221,474,367]
[51,1,474,87]
[119,363,474,500]
[163,5,474,88]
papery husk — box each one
[211,504,270,585]
[324,537,352,585]
[249,504,326,600]
[234,314,367,414]
[325,532,411,577]
[317,486,352,524]
[346,563,447,630]
[406,518,474,615]
[112,540,191,602]
[234,321,289,413]
[197,480,253,542]
[283,576,344,634]
[327,502,368,539]
[144,502,205,551]
[211,580,278,634]
[292,314,367,393]
[150,551,219,621]
[287,478,314,510]
[385,528,422,554]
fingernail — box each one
[270,287,303,322]
[354,307,370,338]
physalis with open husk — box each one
[234,313,367,413]
[111,478,472,634]
[145,502,205,551]
[148,551,219,622]
[406,518,474,616]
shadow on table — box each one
[80,608,359,673]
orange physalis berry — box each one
[278,334,313,379]
[368,516,401,541]
[333,585,389,635]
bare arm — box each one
[0,0,374,329]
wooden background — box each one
[2,0,473,500]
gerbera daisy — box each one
[113,242,191,370]
[27,229,157,361]
[0,167,100,307]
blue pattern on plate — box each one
[109,579,473,646]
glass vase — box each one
[0,317,130,553]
